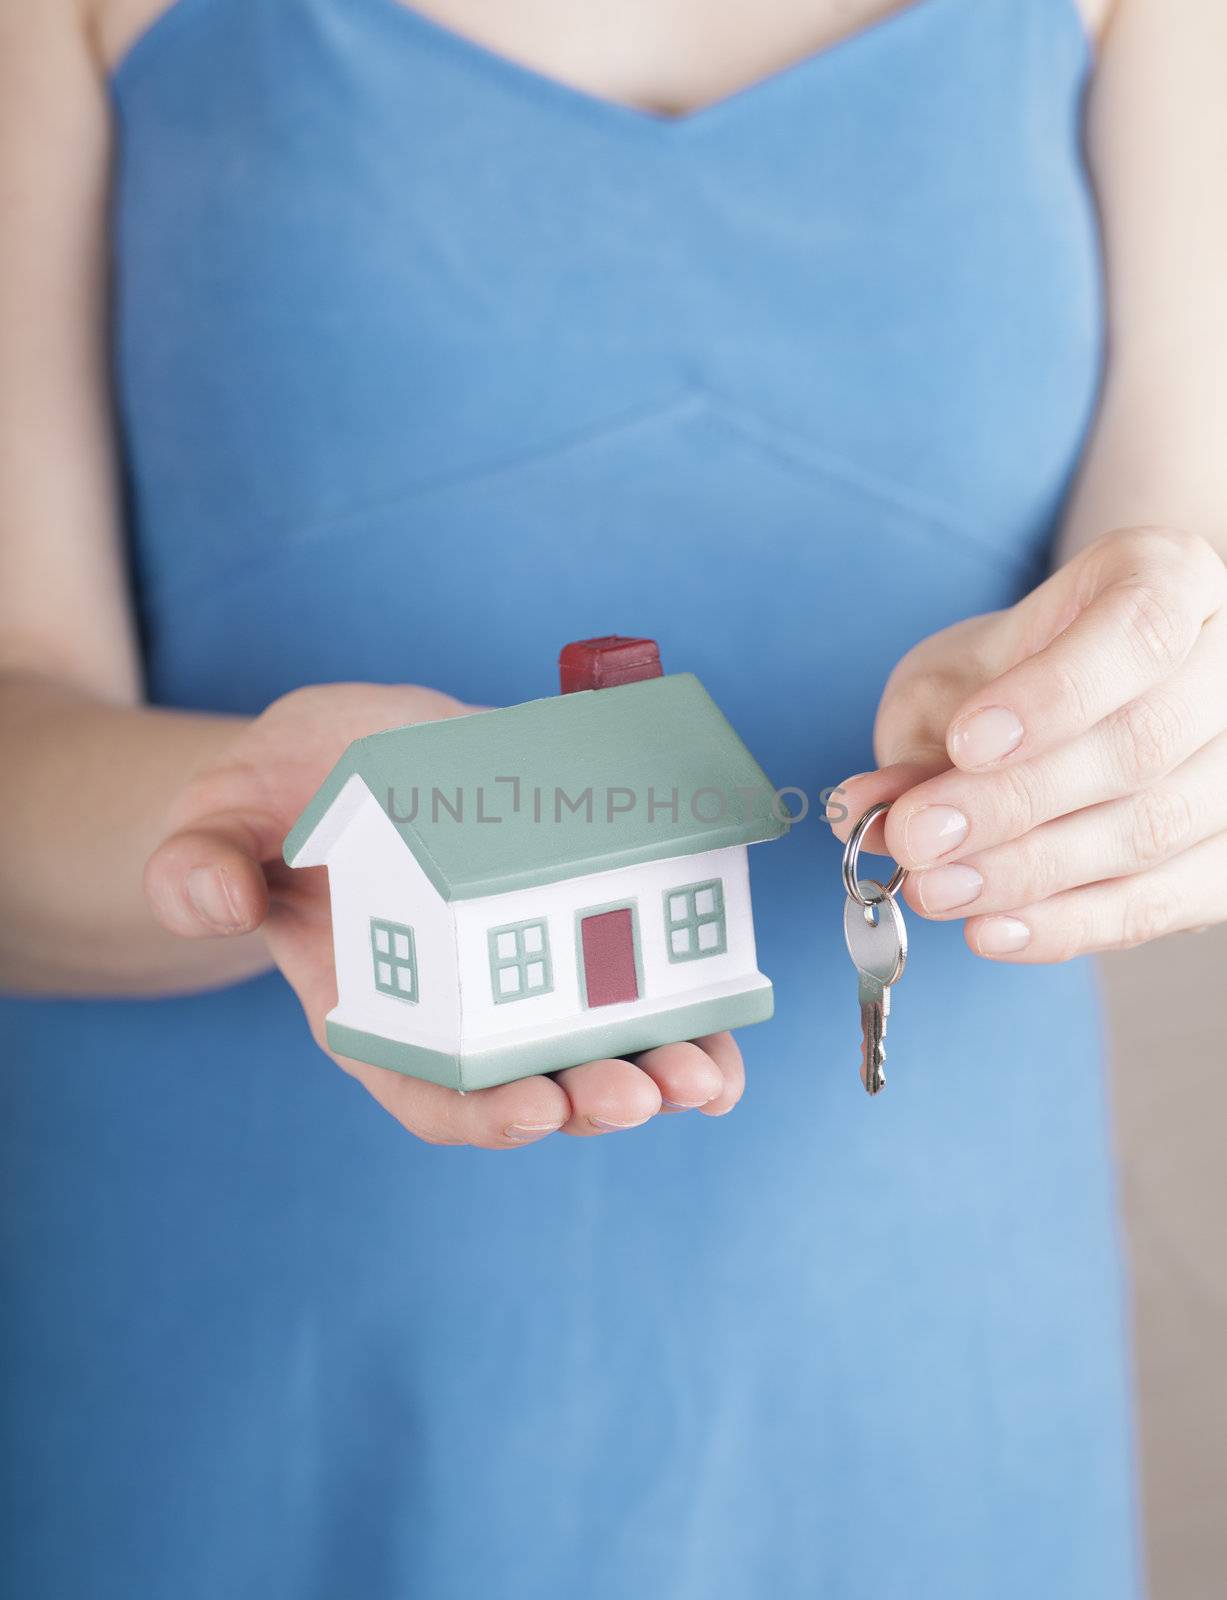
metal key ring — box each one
[842,802,908,908]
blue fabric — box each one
[2,0,1142,1595]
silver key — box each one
[843,879,907,1096]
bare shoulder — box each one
[1076,0,1117,46]
[0,0,82,55]
[0,0,115,78]
[76,0,175,73]
[1083,0,1226,60]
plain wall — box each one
[1101,928,1227,1600]
[326,787,461,1051]
[453,842,761,1048]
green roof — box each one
[283,673,786,901]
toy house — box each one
[283,639,787,1090]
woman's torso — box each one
[2,3,1141,1596]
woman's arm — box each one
[829,0,1227,961]
[0,2,267,993]
[1060,0,1227,561]
[0,3,742,1147]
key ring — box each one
[842,802,908,908]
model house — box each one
[283,638,787,1090]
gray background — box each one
[1102,930,1227,1600]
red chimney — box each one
[559,636,664,694]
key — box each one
[843,879,908,1096]
[857,971,889,1095]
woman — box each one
[2,0,1223,1593]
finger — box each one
[145,686,477,941]
[945,527,1225,771]
[144,810,278,937]
[907,732,1227,919]
[553,1057,663,1135]
[886,619,1226,870]
[961,828,1227,962]
[632,1039,725,1112]
[279,918,572,1151]
[871,610,1002,770]
[692,1031,746,1116]
[342,1055,571,1150]
[825,763,946,855]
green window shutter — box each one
[488,918,553,1003]
[663,878,727,962]
[370,918,419,1002]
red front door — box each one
[580,908,639,1007]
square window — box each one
[663,881,726,963]
[370,918,419,1004]
[488,920,553,1004]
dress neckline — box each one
[369,0,951,132]
[112,0,1090,129]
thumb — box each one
[829,687,953,852]
[144,808,280,938]
[826,611,998,850]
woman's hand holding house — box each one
[144,680,744,1148]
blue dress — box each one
[2,0,1142,1594]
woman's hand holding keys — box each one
[830,527,1227,960]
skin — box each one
[826,0,1227,943]
[828,527,1227,958]
[1,0,1223,1150]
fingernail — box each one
[915,862,983,912]
[825,777,874,828]
[976,916,1031,954]
[660,1097,705,1111]
[950,706,1024,768]
[588,1115,644,1132]
[185,865,242,930]
[903,805,968,865]
[503,1122,560,1143]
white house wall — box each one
[324,779,461,1053]
[452,844,762,1051]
